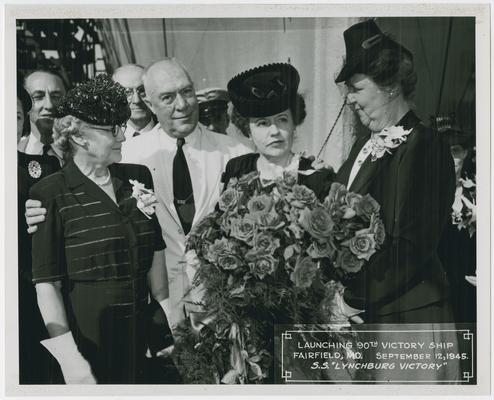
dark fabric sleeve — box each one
[343,131,456,310]
[221,153,258,192]
[29,182,67,284]
[138,165,166,252]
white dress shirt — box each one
[347,134,375,189]
[17,132,64,166]
[121,123,251,328]
[122,119,156,143]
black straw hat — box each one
[227,63,300,118]
[335,19,412,83]
[55,74,130,125]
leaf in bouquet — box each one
[221,369,241,384]
[290,256,319,288]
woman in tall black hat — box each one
[29,74,172,384]
[224,63,334,200]
[334,20,458,380]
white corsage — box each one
[129,179,158,219]
[451,177,476,237]
[369,126,412,162]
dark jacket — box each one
[336,111,456,321]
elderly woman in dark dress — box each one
[334,20,458,381]
[30,75,171,384]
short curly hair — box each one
[52,115,83,161]
[365,47,417,100]
[231,93,307,138]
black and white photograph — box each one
[3,2,491,397]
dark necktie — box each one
[42,144,52,156]
[173,138,195,234]
[133,131,141,137]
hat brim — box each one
[335,62,357,83]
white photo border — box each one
[2,2,491,397]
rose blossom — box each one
[253,232,280,255]
[346,229,377,260]
[354,194,380,220]
[205,237,232,263]
[248,255,278,279]
[334,248,364,273]
[324,182,347,208]
[299,207,334,239]
[291,184,317,208]
[230,217,257,244]
[218,254,242,271]
[247,194,274,217]
[369,214,386,246]
[255,211,284,230]
[283,170,298,187]
[219,188,240,211]
[290,256,318,288]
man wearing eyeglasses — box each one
[18,70,66,166]
[112,64,156,145]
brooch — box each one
[28,160,42,178]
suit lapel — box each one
[336,135,370,186]
[156,129,182,228]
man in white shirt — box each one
[17,70,66,164]
[121,58,251,332]
[112,64,156,147]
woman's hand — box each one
[25,199,46,233]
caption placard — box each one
[275,324,475,384]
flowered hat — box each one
[335,19,413,83]
[227,63,300,118]
[55,73,130,125]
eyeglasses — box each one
[82,123,127,137]
[124,85,146,99]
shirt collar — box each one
[157,123,202,148]
[20,132,64,163]
[257,153,300,182]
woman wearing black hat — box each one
[29,74,172,384]
[223,63,335,201]
[335,20,458,380]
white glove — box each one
[41,331,96,384]
[335,290,365,324]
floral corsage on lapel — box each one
[369,125,412,162]
[130,179,158,219]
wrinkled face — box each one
[25,72,66,136]
[144,62,199,138]
[346,73,392,132]
[248,109,295,161]
[112,66,152,124]
[17,98,25,143]
[78,123,126,166]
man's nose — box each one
[174,93,187,110]
[43,94,55,110]
[130,90,141,104]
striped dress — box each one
[30,160,166,384]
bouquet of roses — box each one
[173,170,385,384]
[451,174,476,237]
